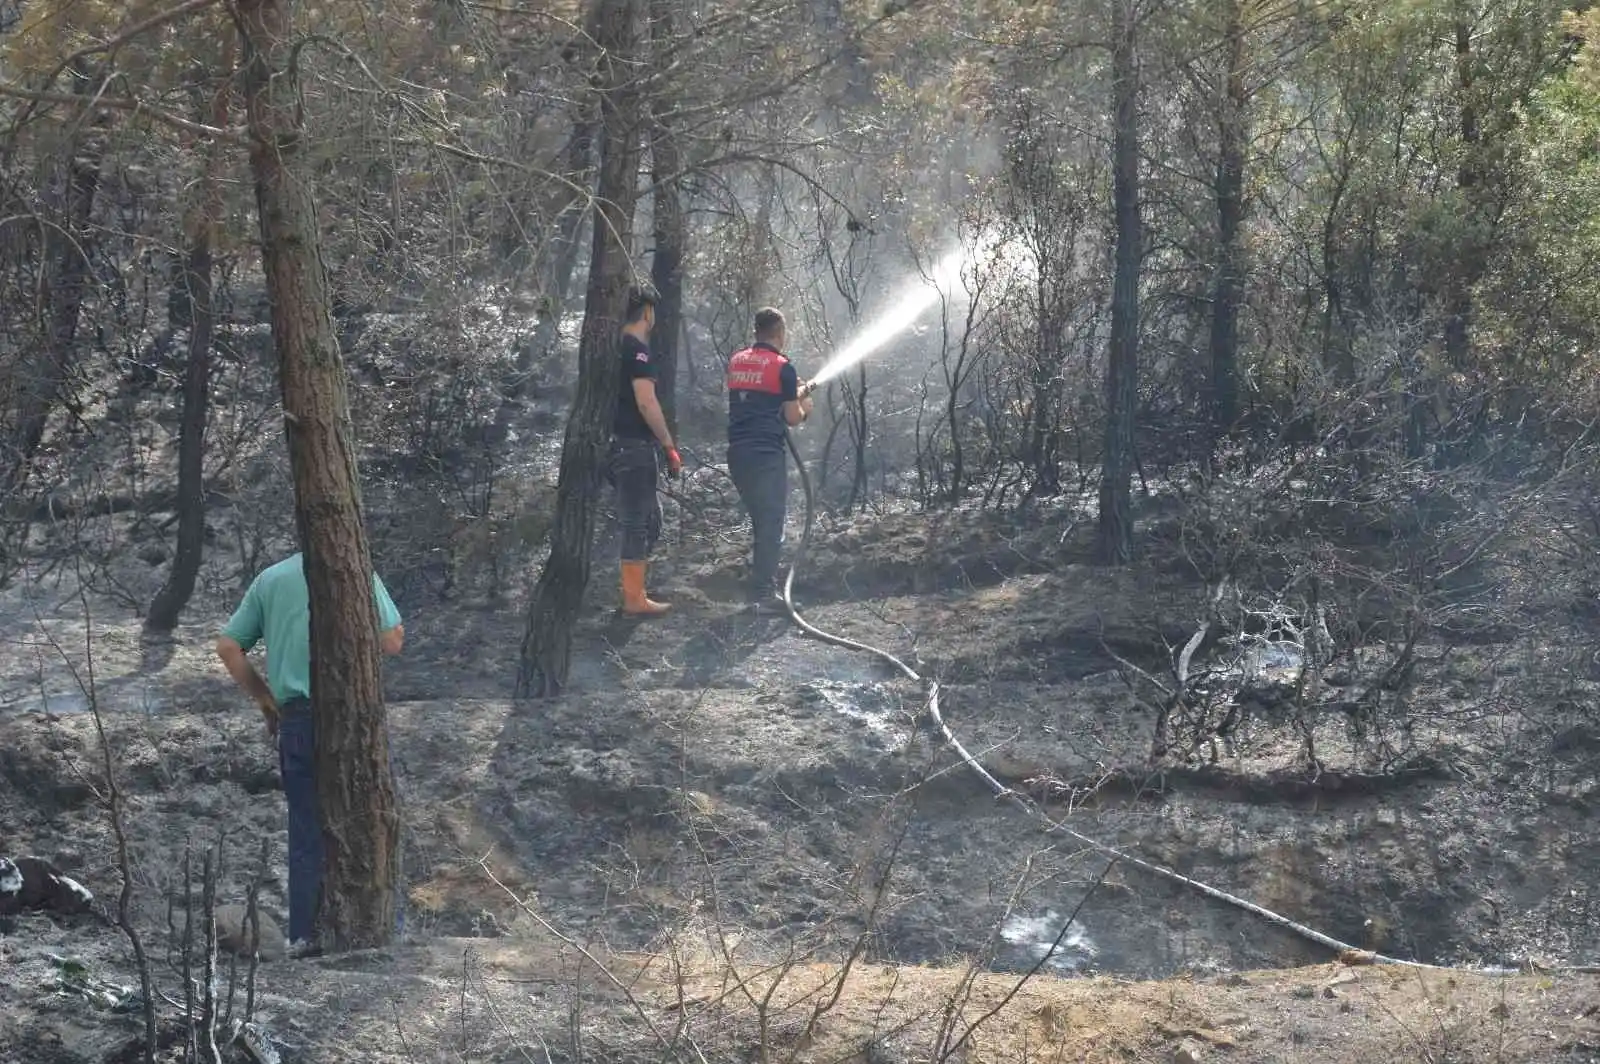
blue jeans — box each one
[277,699,405,944]
[728,448,788,594]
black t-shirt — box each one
[726,342,799,455]
[614,333,657,440]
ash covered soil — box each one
[3,493,1600,1062]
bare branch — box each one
[0,82,248,143]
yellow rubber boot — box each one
[621,561,671,617]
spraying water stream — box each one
[809,243,973,386]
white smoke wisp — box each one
[809,240,980,387]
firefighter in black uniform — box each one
[612,286,682,616]
[725,307,813,602]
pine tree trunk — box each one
[1209,0,1246,438]
[1096,0,1141,566]
[649,0,685,433]
[517,0,646,698]
[148,35,235,633]
[240,0,398,949]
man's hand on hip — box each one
[258,696,281,740]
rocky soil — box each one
[3,487,1600,1062]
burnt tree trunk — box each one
[1319,158,1354,384]
[517,0,646,698]
[240,0,399,949]
[649,0,685,432]
[1443,17,1480,374]
[490,109,599,448]
[1209,0,1246,438]
[3,67,105,495]
[1096,0,1141,566]
[148,36,235,632]
[843,362,869,513]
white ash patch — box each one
[999,909,1098,973]
[54,875,93,908]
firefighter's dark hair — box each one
[753,307,785,342]
[625,285,657,323]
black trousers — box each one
[728,447,788,593]
[609,437,662,561]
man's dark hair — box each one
[753,307,785,342]
[625,286,658,323]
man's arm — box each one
[216,636,278,735]
[631,378,676,451]
[218,580,274,715]
[781,366,812,427]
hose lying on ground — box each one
[776,430,1600,977]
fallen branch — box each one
[24,482,239,522]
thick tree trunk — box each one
[517,0,646,698]
[649,0,685,432]
[240,0,399,950]
[148,36,235,633]
[1209,0,1246,438]
[1096,0,1141,566]
[3,69,104,495]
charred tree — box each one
[240,0,399,949]
[3,66,105,497]
[649,0,686,432]
[844,362,870,513]
[489,0,620,450]
[1443,16,1481,375]
[1096,0,1141,566]
[148,39,235,633]
[1209,0,1246,439]
[491,110,599,447]
[517,0,646,698]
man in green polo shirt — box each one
[215,551,405,951]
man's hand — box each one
[218,636,280,739]
[665,446,683,479]
[798,379,815,399]
[258,695,281,740]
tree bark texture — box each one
[148,33,235,632]
[1209,0,1246,438]
[240,0,399,949]
[1097,0,1141,566]
[649,0,685,432]
[517,0,646,698]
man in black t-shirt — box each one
[726,307,813,601]
[611,286,682,616]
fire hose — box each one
[776,428,1600,977]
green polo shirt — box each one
[220,552,403,706]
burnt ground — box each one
[3,481,1600,1062]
